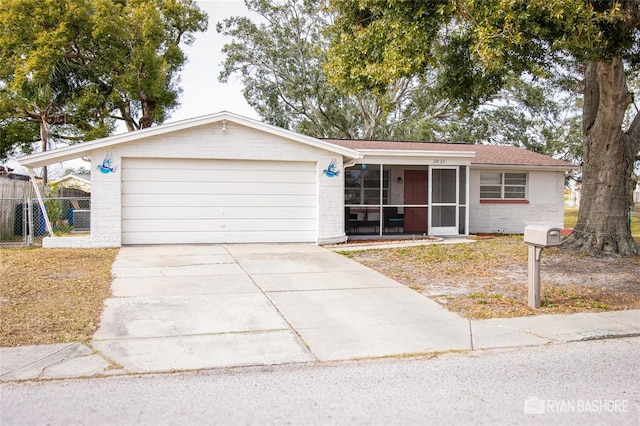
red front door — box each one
[404,170,428,233]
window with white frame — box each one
[480,172,527,199]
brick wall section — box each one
[88,153,122,247]
[469,169,565,234]
[316,156,346,244]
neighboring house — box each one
[0,162,31,182]
[51,173,91,196]
[17,112,577,248]
[49,173,92,232]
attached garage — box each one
[17,112,361,248]
[121,158,317,244]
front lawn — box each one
[0,248,118,347]
[565,206,640,239]
[343,211,640,319]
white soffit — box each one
[354,149,476,165]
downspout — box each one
[26,167,54,237]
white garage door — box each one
[121,158,317,244]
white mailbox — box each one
[523,225,562,308]
[523,225,562,247]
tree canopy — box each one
[0,0,208,172]
[217,0,583,165]
[217,0,446,140]
[326,0,640,256]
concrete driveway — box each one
[92,244,472,373]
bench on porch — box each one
[346,207,405,233]
[383,207,404,232]
[345,207,381,233]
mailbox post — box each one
[523,225,562,307]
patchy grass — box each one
[0,247,118,347]
[635,204,640,237]
[564,207,579,229]
[344,234,640,320]
[565,206,640,238]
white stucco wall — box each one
[469,169,566,234]
[46,121,346,247]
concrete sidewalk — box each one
[2,244,639,381]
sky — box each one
[166,0,260,123]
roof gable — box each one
[50,173,91,193]
[18,112,362,168]
[51,173,91,185]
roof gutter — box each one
[356,149,476,158]
[472,163,580,171]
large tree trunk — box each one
[563,58,639,256]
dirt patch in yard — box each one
[340,235,640,319]
[0,247,118,347]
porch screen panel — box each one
[344,166,389,205]
[363,169,388,205]
[459,206,466,234]
[345,169,361,204]
[432,206,456,227]
[459,166,467,234]
[459,166,466,204]
[432,169,457,203]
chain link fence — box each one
[0,197,90,246]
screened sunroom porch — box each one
[344,162,470,238]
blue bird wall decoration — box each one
[323,158,340,178]
[97,153,117,174]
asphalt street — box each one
[2,337,639,425]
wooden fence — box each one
[0,178,35,242]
